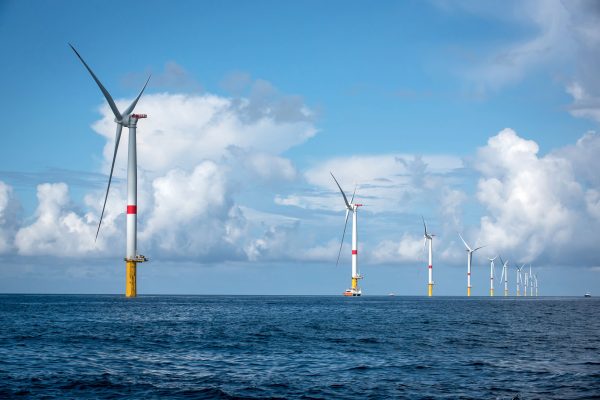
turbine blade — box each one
[499,255,505,266]
[69,44,122,121]
[122,74,151,116]
[500,266,505,283]
[350,184,357,204]
[458,233,472,251]
[336,209,350,266]
[473,245,487,253]
[95,124,123,241]
[330,172,351,209]
[422,216,428,236]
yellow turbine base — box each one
[490,289,494,297]
[504,290,508,297]
[351,277,358,289]
[467,287,471,297]
[428,283,433,297]
[126,260,137,298]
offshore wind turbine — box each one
[488,256,497,296]
[515,264,525,296]
[529,265,534,296]
[459,234,486,297]
[499,256,509,296]
[534,273,539,297]
[524,269,529,297]
[71,44,150,298]
[422,217,435,297]
[331,172,363,296]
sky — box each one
[0,0,599,295]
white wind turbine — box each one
[71,44,150,297]
[515,264,525,296]
[534,272,539,297]
[422,217,435,297]
[331,172,363,296]
[499,256,509,296]
[459,234,486,297]
[488,256,497,297]
[524,269,529,297]
[529,264,534,296]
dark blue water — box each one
[0,295,598,399]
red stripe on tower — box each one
[428,265,432,269]
[127,205,137,214]
[352,250,358,255]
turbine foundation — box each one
[126,260,137,298]
[428,283,433,297]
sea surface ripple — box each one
[0,295,598,399]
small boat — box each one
[388,293,395,297]
[584,293,592,298]
[343,288,361,297]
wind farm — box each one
[3,3,600,399]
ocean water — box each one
[0,295,598,399]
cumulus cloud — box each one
[15,183,99,256]
[473,128,600,264]
[11,80,317,262]
[370,233,424,264]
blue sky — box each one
[1,0,599,295]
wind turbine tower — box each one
[524,270,528,297]
[488,256,497,296]
[529,265,534,296]
[499,256,509,296]
[459,234,485,297]
[534,273,539,296]
[71,44,150,297]
[331,173,363,296]
[422,217,435,296]
[516,265,525,296]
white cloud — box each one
[12,82,317,262]
[370,233,424,264]
[473,128,599,264]
[14,183,99,256]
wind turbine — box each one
[534,273,539,297]
[422,217,435,297]
[488,256,497,296]
[499,256,509,296]
[529,264,534,296]
[71,44,150,298]
[459,234,486,297]
[524,269,529,297]
[515,264,525,296]
[331,172,363,296]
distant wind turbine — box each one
[488,256,497,297]
[529,265,534,296]
[499,256,509,296]
[331,172,363,296]
[515,264,525,297]
[459,233,486,297]
[422,217,435,297]
[71,44,150,297]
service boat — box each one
[343,288,362,297]
[584,293,592,298]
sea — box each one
[0,295,598,399]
